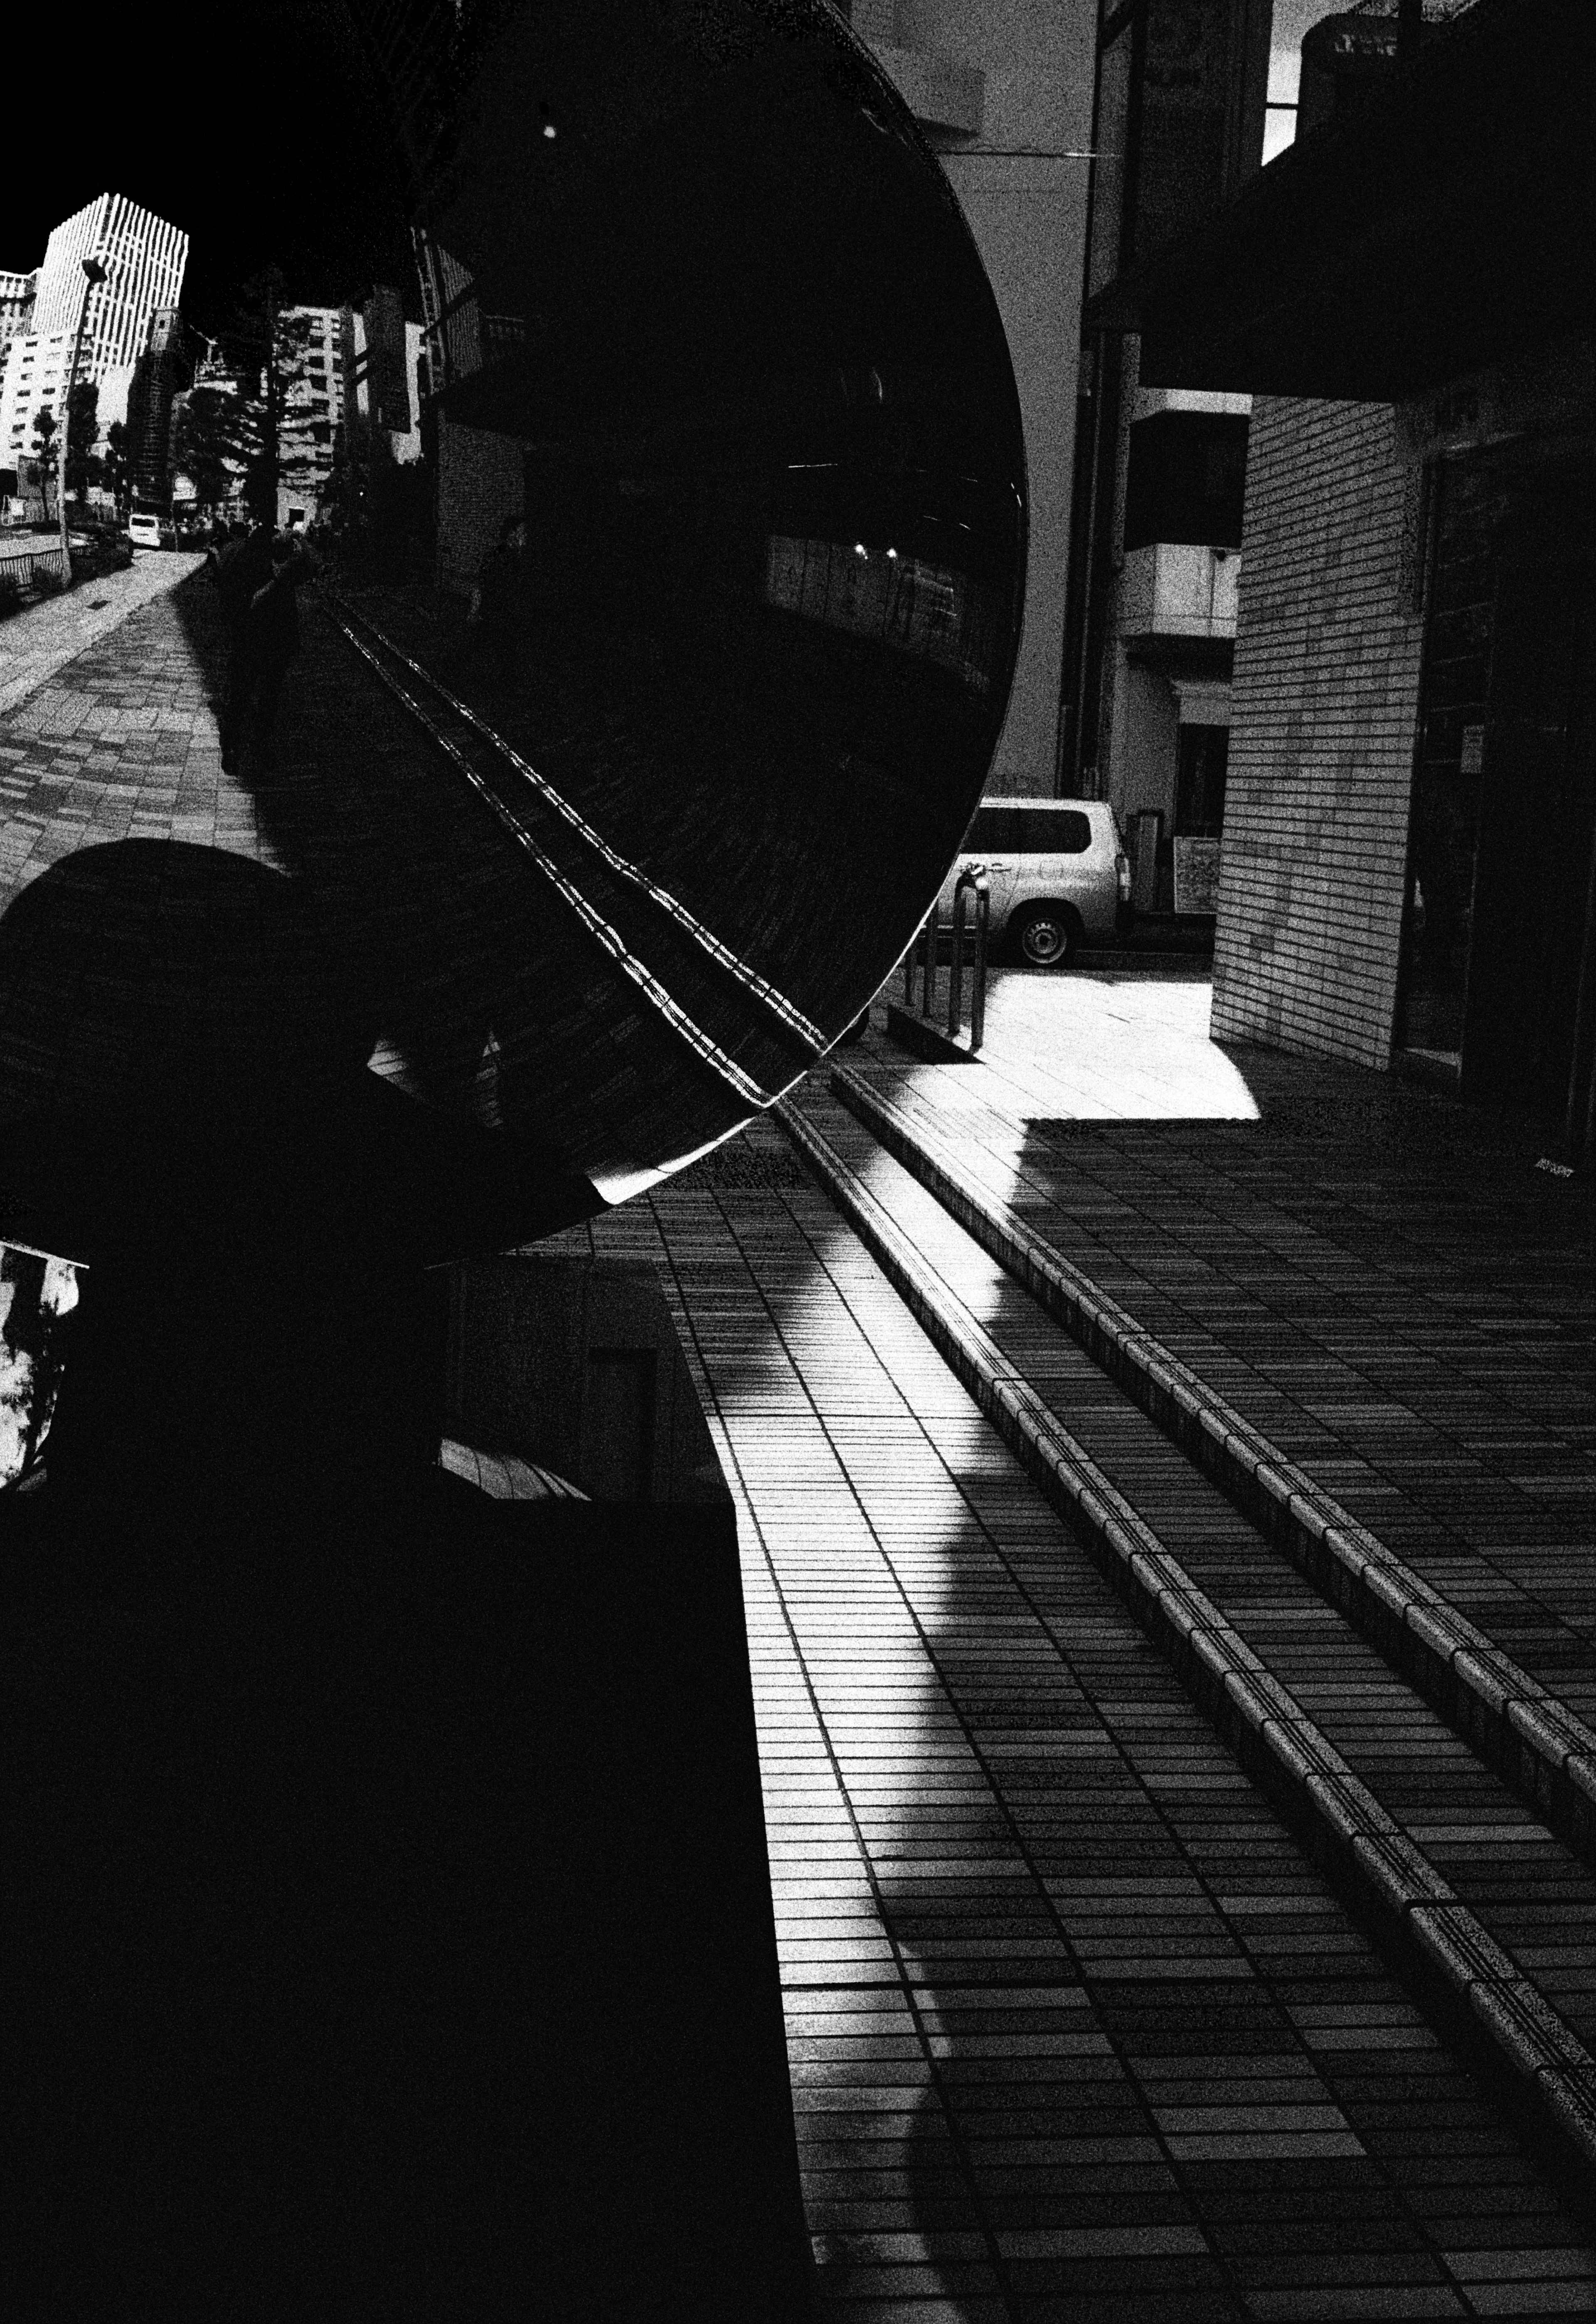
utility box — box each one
[1131,807,1164,914]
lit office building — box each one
[0,194,188,473]
[274,292,422,530]
[125,307,204,504]
[276,305,352,529]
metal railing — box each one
[0,541,70,595]
[901,866,989,1055]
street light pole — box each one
[57,252,108,585]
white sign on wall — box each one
[1173,836,1222,916]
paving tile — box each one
[578,1127,1594,2316]
[837,1010,1596,1731]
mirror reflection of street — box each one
[0,1245,78,1486]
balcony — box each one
[1085,0,1596,401]
[1118,542,1239,646]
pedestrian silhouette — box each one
[211,519,317,770]
[471,512,527,685]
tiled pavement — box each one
[0,556,271,904]
[832,974,1596,1731]
[0,551,208,720]
[550,1133,1596,2319]
[776,1087,1596,2048]
[4,582,1594,2314]
[550,973,1596,2311]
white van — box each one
[127,512,163,550]
[938,797,1130,967]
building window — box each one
[1123,412,1249,551]
[969,807,1093,855]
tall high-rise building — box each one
[125,308,203,503]
[353,283,411,437]
[29,194,188,364]
[0,194,187,475]
[276,305,351,525]
[270,293,423,528]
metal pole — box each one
[969,873,989,1055]
[947,882,967,1041]
[1069,333,1110,794]
[919,897,940,1022]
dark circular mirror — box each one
[0,0,1025,1266]
[3,13,1029,2288]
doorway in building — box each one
[1461,470,1596,1117]
[1176,722,1228,838]
[1398,455,1497,1071]
[1399,440,1596,1121]
[1173,721,1227,916]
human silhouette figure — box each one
[212,521,317,770]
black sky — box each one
[7,3,416,334]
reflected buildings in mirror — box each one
[336,0,1026,1205]
[0,0,1027,1265]
[0,1246,78,1489]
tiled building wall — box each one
[1212,398,1423,1066]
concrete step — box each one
[778,1087,1596,2208]
[830,1062,1596,1868]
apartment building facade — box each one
[1078,0,1596,1151]
[0,270,36,349]
[124,307,204,505]
[0,195,188,475]
[274,305,350,528]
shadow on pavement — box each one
[168,565,515,1119]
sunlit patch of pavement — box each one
[0,551,208,721]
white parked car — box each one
[937,797,1131,968]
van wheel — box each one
[1012,905,1077,969]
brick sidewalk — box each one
[0,555,263,903]
[842,969,1596,1730]
[546,1126,1596,2320]
[0,551,207,721]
